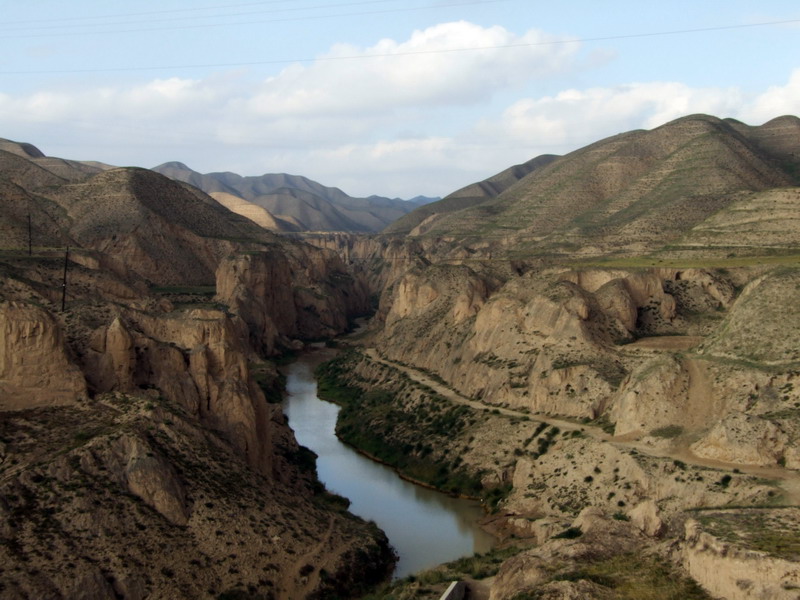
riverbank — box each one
[282,353,495,579]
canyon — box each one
[2,113,800,599]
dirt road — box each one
[362,347,800,503]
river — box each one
[282,353,495,579]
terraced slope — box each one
[385,154,559,235]
[400,115,800,258]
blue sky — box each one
[1,0,799,198]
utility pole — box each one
[27,213,32,256]
[61,246,69,312]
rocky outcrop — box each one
[609,356,690,437]
[107,432,190,525]
[215,245,370,355]
[489,508,646,600]
[296,232,432,302]
[628,499,666,537]
[376,267,638,418]
[84,308,275,475]
[215,250,296,355]
[691,412,791,467]
[683,516,800,599]
[0,301,86,409]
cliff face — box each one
[0,146,395,599]
[0,302,86,409]
[373,261,800,464]
[294,233,432,303]
[82,308,275,475]
[682,512,800,600]
[215,243,370,355]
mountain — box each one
[384,153,559,235]
[299,114,800,599]
[153,161,434,233]
[0,138,392,598]
[394,115,800,256]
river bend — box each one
[282,355,494,578]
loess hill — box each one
[393,114,800,258]
[304,114,800,599]
[0,139,392,599]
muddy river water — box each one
[282,354,495,578]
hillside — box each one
[0,138,112,182]
[300,114,800,599]
[153,161,433,233]
[384,153,559,235]
[394,115,800,258]
[0,139,390,599]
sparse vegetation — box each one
[315,352,487,498]
[545,553,713,599]
[650,425,684,439]
[695,508,800,560]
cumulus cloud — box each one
[0,21,582,155]
[745,68,800,122]
[0,20,798,198]
[478,81,745,151]
[243,21,579,119]
[1,78,202,121]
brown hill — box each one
[209,190,302,231]
[384,154,559,235]
[39,167,275,284]
[399,115,800,257]
[0,138,111,183]
[153,161,432,233]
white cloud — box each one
[0,21,582,156]
[242,21,579,119]
[745,68,800,122]
[0,20,798,199]
[479,82,745,151]
[0,77,224,124]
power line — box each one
[0,0,505,37]
[2,17,798,76]
[0,0,405,32]
[1,0,320,25]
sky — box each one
[1,1,799,199]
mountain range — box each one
[392,114,800,258]
[3,113,800,600]
[152,161,435,233]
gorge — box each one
[282,353,494,579]
[2,113,800,599]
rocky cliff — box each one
[0,142,394,599]
[267,115,800,600]
[215,244,370,355]
[0,302,86,410]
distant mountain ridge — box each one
[153,162,435,233]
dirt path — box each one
[362,348,800,504]
[363,348,595,436]
[626,336,704,351]
[278,517,335,599]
